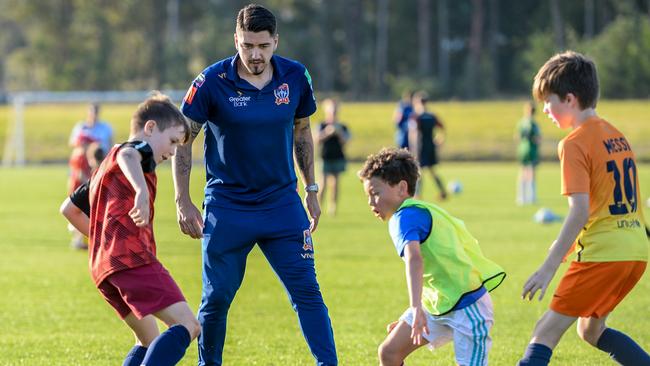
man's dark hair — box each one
[358,148,420,196]
[237,4,277,35]
[532,50,599,109]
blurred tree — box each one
[465,0,484,99]
[315,0,334,92]
[2,0,650,99]
[487,0,500,95]
[584,0,595,39]
[437,0,450,94]
[550,0,566,50]
[344,0,362,99]
[417,0,431,77]
[585,15,650,98]
[375,0,389,93]
[0,1,25,95]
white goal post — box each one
[2,90,186,167]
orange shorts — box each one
[550,261,646,318]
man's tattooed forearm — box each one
[175,144,193,176]
[191,120,202,138]
[295,135,313,175]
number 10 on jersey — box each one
[607,158,638,215]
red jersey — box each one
[88,141,158,286]
[68,148,92,194]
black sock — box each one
[518,343,552,366]
[596,328,650,365]
[122,345,147,366]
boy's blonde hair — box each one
[532,51,599,110]
[131,91,190,143]
[358,148,420,196]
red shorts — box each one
[97,262,186,319]
[550,261,646,318]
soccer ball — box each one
[534,208,561,224]
[446,180,463,195]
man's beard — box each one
[249,61,265,75]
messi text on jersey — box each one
[603,137,631,154]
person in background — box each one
[67,103,114,249]
[393,90,413,150]
[67,134,98,249]
[409,91,447,200]
[69,103,114,153]
[317,98,350,216]
[515,101,542,205]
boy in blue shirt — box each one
[359,147,505,366]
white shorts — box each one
[399,292,494,366]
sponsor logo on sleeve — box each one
[183,86,197,105]
[193,73,206,88]
[183,72,205,105]
[274,83,290,105]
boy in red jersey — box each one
[62,92,200,366]
[518,51,650,366]
[67,134,97,249]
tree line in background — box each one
[1,0,649,100]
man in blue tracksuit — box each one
[172,4,337,366]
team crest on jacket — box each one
[274,83,290,105]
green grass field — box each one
[1,162,649,365]
[1,100,650,163]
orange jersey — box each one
[559,117,648,262]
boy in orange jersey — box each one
[518,51,650,365]
[62,92,201,366]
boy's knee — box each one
[378,341,402,366]
[576,323,604,346]
[182,318,202,340]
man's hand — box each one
[176,198,204,239]
[305,191,321,233]
[130,191,150,227]
[522,263,558,301]
[410,306,430,345]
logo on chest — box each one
[274,83,290,105]
[229,91,251,107]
